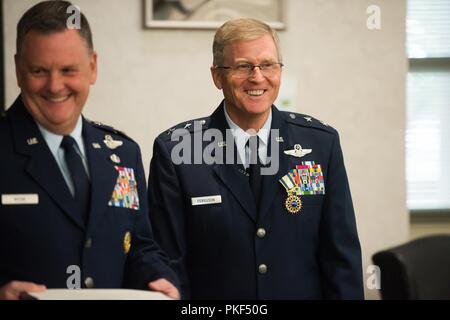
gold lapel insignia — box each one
[123,231,132,254]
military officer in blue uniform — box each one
[148,18,364,299]
[0,1,179,300]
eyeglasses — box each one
[215,62,284,78]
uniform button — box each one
[84,277,94,288]
[258,264,268,274]
[84,237,92,248]
[256,228,266,238]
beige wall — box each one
[410,215,450,240]
[3,0,408,299]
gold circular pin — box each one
[285,195,302,214]
[123,231,132,254]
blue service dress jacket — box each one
[0,97,178,290]
[148,101,364,300]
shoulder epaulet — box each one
[88,119,134,142]
[282,111,336,134]
[159,117,210,141]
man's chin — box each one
[244,106,272,117]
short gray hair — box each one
[212,18,281,66]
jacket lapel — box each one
[82,119,118,231]
[210,103,257,222]
[213,164,257,222]
[9,97,86,230]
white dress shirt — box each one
[224,104,272,169]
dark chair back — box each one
[372,235,450,299]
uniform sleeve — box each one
[318,132,364,299]
[123,143,180,290]
[148,137,190,299]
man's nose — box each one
[47,72,65,93]
[248,66,265,81]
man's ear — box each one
[89,51,98,85]
[15,54,23,88]
[210,66,222,90]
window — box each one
[406,0,450,211]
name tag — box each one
[191,195,222,206]
[1,194,39,205]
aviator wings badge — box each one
[104,135,123,150]
[284,144,312,158]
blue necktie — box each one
[61,135,90,225]
[247,136,262,210]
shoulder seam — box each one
[87,119,135,142]
[280,111,337,134]
[158,117,210,141]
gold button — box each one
[256,228,266,238]
[258,264,268,274]
[85,238,92,249]
[84,277,94,288]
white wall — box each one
[3,0,408,299]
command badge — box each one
[110,154,121,164]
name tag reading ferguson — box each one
[191,195,222,206]
[1,194,39,205]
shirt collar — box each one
[223,103,272,146]
[224,103,272,167]
[36,116,84,155]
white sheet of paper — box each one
[28,289,173,300]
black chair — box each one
[372,234,450,300]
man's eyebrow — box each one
[61,64,78,69]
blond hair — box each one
[212,18,281,66]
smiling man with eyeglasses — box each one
[148,18,364,300]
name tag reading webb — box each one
[191,195,222,206]
[1,194,39,205]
